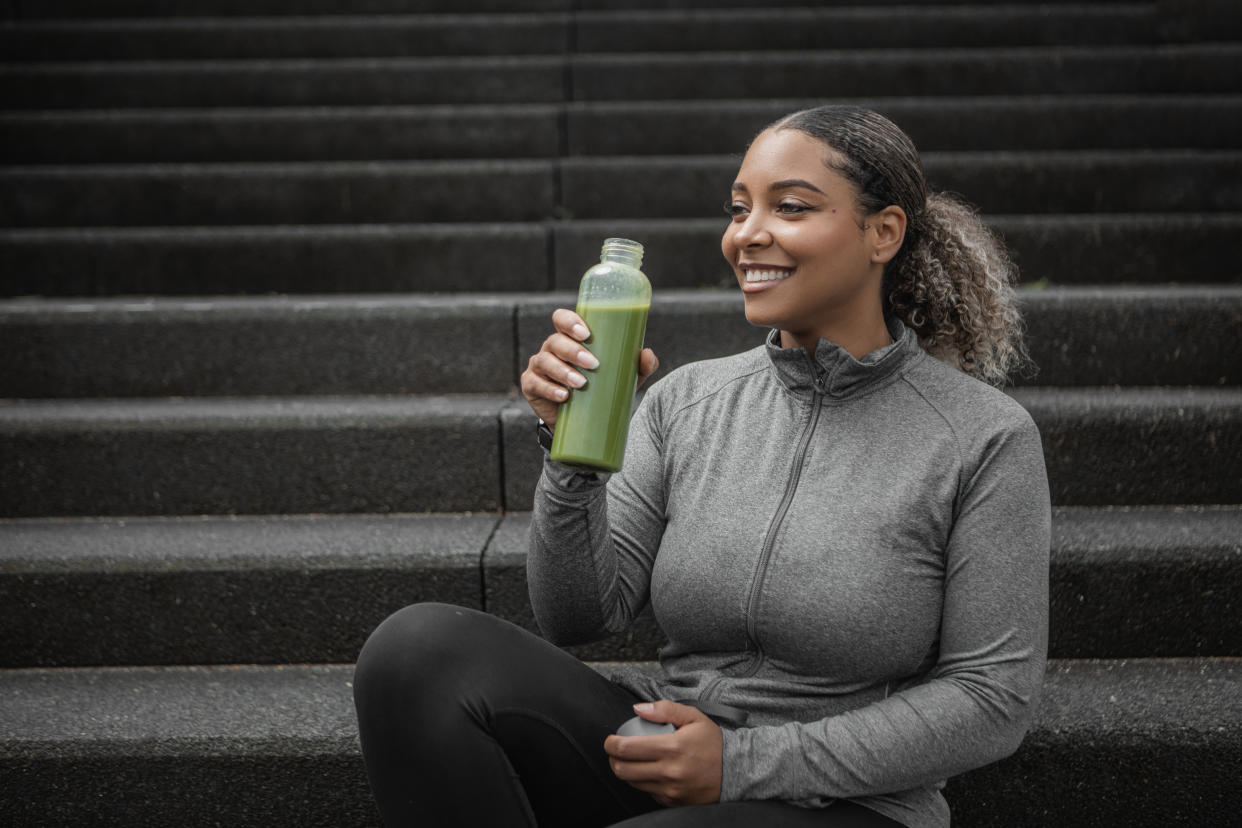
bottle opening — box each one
[600,237,644,268]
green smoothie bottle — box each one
[550,238,651,473]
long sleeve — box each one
[527,390,669,646]
[719,411,1051,805]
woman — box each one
[353,105,1051,828]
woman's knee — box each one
[354,602,488,707]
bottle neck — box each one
[600,238,643,269]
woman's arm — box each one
[720,413,1051,803]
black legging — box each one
[353,603,902,828]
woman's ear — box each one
[870,205,907,265]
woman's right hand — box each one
[520,308,659,429]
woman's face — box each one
[721,128,885,346]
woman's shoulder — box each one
[902,350,1038,441]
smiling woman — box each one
[355,106,1051,828]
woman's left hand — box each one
[604,700,723,807]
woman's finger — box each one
[551,308,591,341]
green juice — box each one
[550,301,650,472]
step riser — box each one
[0,8,1154,62]
[6,99,1239,165]
[572,48,1242,101]
[0,163,560,227]
[3,48,1236,110]
[9,508,1236,667]
[0,224,554,295]
[0,58,566,109]
[0,106,564,164]
[0,396,509,517]
[5,216,1239,297]
[2,390,1233,518]
[6,288,1234,399]
[0,0,1165,20]
[5,154,1236,228]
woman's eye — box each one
[724,201,749,218]
[777,202,809,214]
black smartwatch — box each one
[536,419,554,452]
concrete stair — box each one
[1,0,1239,825]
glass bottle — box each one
[550,238,651,472]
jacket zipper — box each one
[700,370,826,704]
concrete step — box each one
[2,45,1237,110]
[0,658,1237,826]
[0,394,510,518]
[0,223,554,295]
[0,513,495,666]
[0,6,1156,62]
[1,506,1238,667]
[3,386,1231,518]
[3,286,1237,399]
[569,45,1242,101]
[6,96,1238,165]
[4,151,1236,228]
[0,160,560,227]
[4,214,1239,297]
[565,96,1242,157]
[0,55,566,109]
[0,0,1167,20]
[5,0,575,18]
[0,104,567,164]
[0,13,572,60]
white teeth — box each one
[745,269,793,283]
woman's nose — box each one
[732,210,771,249]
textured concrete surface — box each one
[0,223,551,295]
[1050,506,1242,656]
[0,56,566,109]
[0,395,507,517]
[0,160,558,227]
[0,513,495,666]
[0,104,563,164]
[1015,387,1242,505]
[0,294,518,397]
[946,659,1242,825]
[569,47,1242,101]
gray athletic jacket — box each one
[529,318,1051,827]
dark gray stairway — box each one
[2,2,1240,825]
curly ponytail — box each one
[769,106,1031,386]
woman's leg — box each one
[353,602,662,828]
[607,800,903,827]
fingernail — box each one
[579,350,600,370]
[554,387,568,401]
[572,324,590,340]
[633,703,654,714]
[567,371,586,389]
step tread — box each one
[2,658,1238,758]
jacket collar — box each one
[764,316,921,399]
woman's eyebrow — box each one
[730,179,826,195]
[770,178,826,195]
